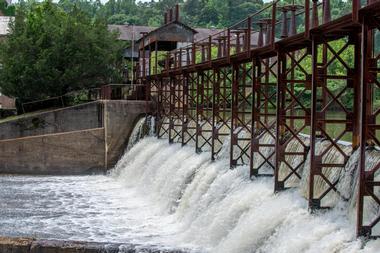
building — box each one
[0,16,11,39]
[0,2,15,113]
[108,5,223,82]
[108,25,222,60]
[0,92,15,109]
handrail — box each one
[155,0,360,73]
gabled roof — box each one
[136,20,198,44]
[109,24,222,43]
[108,25,155,41]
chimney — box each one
[169,8,173,22]
[175,4,180,21]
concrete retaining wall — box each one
[0,100,154,175]
[104,100,153,168]
[0,237,187,253]
[0,128,106,175]
[0,102,103,140]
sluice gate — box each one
[136,0,380,239]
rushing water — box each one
[0,118,380,252]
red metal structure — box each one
[357,2,380,238]
[139,0,380,239]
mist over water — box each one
[0,118,379,252]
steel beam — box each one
[212,67,232,160]
[230,62,253,168]
[357,19,380,239]
[157,77,171,138]
[309,34,360,210]
[275,47,312,191]
[250,57,278,177]
[182,72,198,146]
[196,70,214,153]
[169,75,184,143]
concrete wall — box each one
[0,237,186,253]
[104,100,153,168]
[0,102,103,140]
[0,100,154,175]
[0,128,106,175]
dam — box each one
[0,0,380,252]
[0,118,379,252]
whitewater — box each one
[0,120,379,252]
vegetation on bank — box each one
[0,0,15,16]
[0,0,125,104]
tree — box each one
[108,13,130,24]
[0,0,15,16]
[0,0,125,102]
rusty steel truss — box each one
[141,0,380,239]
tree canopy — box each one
[54,0,266,28]
[0,0,15,16]
[0,0,125,102]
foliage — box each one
[51,0,265,28]
[0,0,15,16]
[0,0,125,102]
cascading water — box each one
[126,116,155,151]
[1,119,380,252]
[111,119,380,252]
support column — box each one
[196,70,213,153]
[274,45,312,191]
[357,17,380,239]
[230,62,253,168]
[309,33,359,210]
[250,56,277,177]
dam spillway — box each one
[0,119,379,252]
[0,0,380,251]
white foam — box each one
[0,135,379,252]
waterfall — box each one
[126,116,155,151]
[2,119,380,253]
[110,121,380,252]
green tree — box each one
[0,0,125,102]
[0,0,15,16]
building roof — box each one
[0,16,12,36]
[137,20,199,50]
[108,24,223,43]
[108,25,155,42]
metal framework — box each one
[275,47,312,191]
[212,67,232,160]
[196,70,214,152]
[251,57,278,177]
[157,77,171,138]
[230,62,253,167]
[309,34,360,210]
[357,8,380,238]
[182,72,198,146]
[139,0,380,240]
